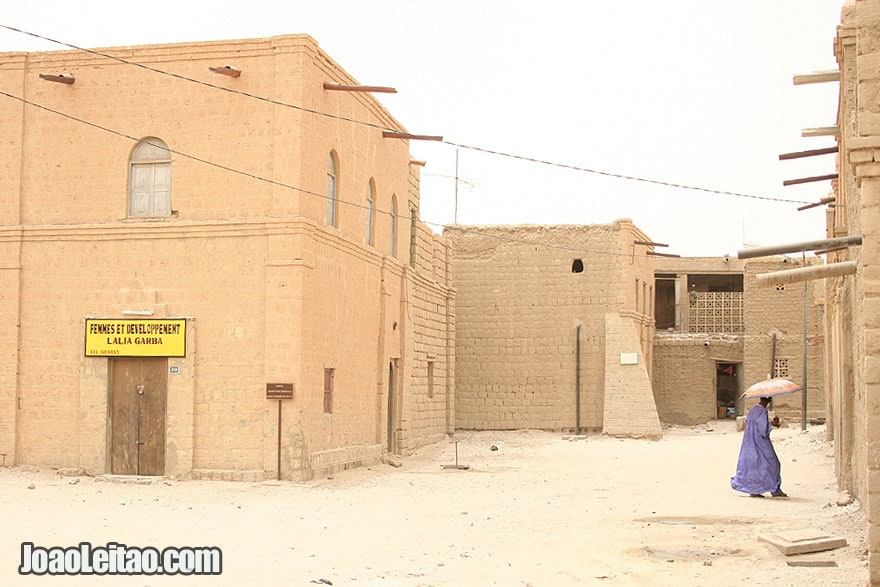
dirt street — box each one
[0,421,867,586]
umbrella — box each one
[742,377,802,400]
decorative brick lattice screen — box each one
[688,292,744,333]
[774,358,790,378]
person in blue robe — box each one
[731,397,787,498]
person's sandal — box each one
[771,490,788,498]
[750,494,765,498]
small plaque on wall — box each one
[620,353,638,365]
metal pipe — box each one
[277,400,282,480]
[755,261,857,286]
[770,332,777,379]
[767,333,776,417]
[737,236,861,259]
[793,70,840,85]
[802,126,840,138]
[575,322,581,435]
[802,253,808,431]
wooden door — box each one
[109,358,167,475]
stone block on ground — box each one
[758,528,847,555]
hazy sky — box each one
[1,1,843,256]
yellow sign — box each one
[85,318,186,357]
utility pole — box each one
[802,251,808,431]
[454,149,459,224]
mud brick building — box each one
[826,1,880,582]
[652,256,825,426]
[0,35,454,481]
[445,222,662,439]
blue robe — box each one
[730,404,782,495]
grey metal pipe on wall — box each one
[770,332,777,381]
[575,322,581,435]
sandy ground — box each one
[0,420,868,587]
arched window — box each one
[129,138,171,218]
[326,152,338,227]
[390,194,398,257]
[365,180,375,245]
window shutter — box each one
[152,163,172,216]
[129,138,171,218]
[130,164,152,216]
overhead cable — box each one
[0,88,650,259]
[0,23,812,206]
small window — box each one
[427,361,435,399]
[323,368,334,414]
[571,259,584,273]
[129,138,171,218]
[326,152,338,227]
[390,195,398,257]
[773,359,790,379]
[365,180,375,245]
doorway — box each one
[109,358,167,475]
[715,362,740,418]
[387,359,398,454]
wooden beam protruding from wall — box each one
[778,146,838,160]
[209,66,241,78]
[783,173,838,187]
[39,73,75,85]
[797,196,836,212]
[382,131,443,141]
[324,81,397,93]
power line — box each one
[421,173,475,188]
[0,24,397,133]
[0,23,813,206]
[0,88,654,260]
[0,89,379,216]
[442,141,811,205]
